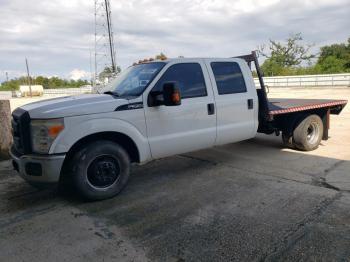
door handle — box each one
[207,103,215,115]
[247,99,253,110]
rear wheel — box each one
[293,114,323,151]
[71,140,130,200]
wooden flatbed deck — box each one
[268,99,348,115]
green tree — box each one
[42,78,49,89]
[259,33,315,67]
[98,66,113,81]
[260,58,284,76]
[0,80,18,91]
[155,53,167,60]
[315,38,350,73]
[259,33,316,76]
[1,75,90,90]
[98,66,121,81]
[48,77,63,88]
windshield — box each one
[102,62,166,97]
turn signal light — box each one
[172,91,181,104]
[48,125,64,137]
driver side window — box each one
[152,63,207,99]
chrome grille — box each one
[11,108,31,155]
[12,115,24,153]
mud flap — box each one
[322,109,330,140]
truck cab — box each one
[10,53,347,200]
[143,58,258,158]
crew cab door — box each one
[205,59,258,145]
[143,60,216,159]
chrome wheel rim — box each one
[306,122,320,145]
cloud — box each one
[0,0,349,82]
[69,69,90,80]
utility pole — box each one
[89,49,94,86]
[25,58,32,97]
[94,0,117,85]
[5,72,9,82]
[104,0,116,74]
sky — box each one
[0,0,349,82]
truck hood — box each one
[20,94,128,119]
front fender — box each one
[49,116,151,163]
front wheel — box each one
[71,140,130,200]
[293,114,323,151]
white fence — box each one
[43,87,93,95]
[254,73,350,88]
[0,91,12,99]
[0,87,93,98]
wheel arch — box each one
[60,131,141,182]
[275,109,328,140]
[64,131,140,163]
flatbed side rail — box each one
[268,99,348,115]
[233,51,269,121]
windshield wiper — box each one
[104,91,120,97]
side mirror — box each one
[163,82,181,106]
[148,91,163,107]
[148,82,181,107]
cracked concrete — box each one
[0,87,349,261]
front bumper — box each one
[10,149,66,184]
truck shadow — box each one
[1,133,349,213]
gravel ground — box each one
[0,88,349,261]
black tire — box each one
[282,132,295,149]
[71,140,130,200]
[293,114,323,151]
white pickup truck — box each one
[10,52,347,200]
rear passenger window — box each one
[211,62,247,95]
[153,63,207,99]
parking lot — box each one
[0,88,350,261]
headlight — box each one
[30,118,64,154]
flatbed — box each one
[268,99,348,115]
[237,51,347,149]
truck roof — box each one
[135,57,243,65]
